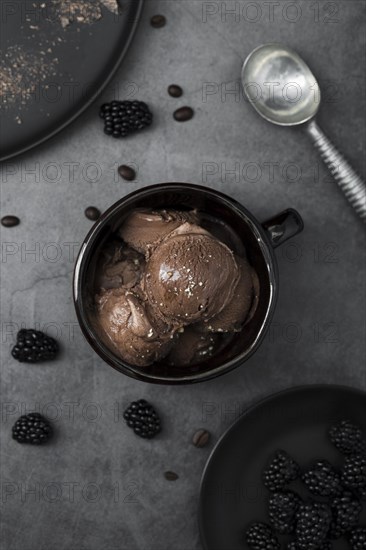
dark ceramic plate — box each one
[0,0,143,161]
[199,385,366,550]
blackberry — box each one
[349,527,366,550]
[329,491,362,539]
[295,502,331,550]
[268,490,301,534]
[263,450,300,491]
[123,399,161,439]
[12,413,53,445]
[99,100,153,138]
[11,329,59,363]
[245,522,280,550]
[341,454,366,492]
[329,420,366,455]
[302,460,342,497]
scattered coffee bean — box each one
[173,106,194,122]
[84,207,101,221]
[168,84,183,98]
[164,471,179,481]
[150,14,166,28]
[118,165,136,181]
[1,215,20,227]
[192,429,210,448]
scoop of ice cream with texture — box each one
[118,209,199,255]
[143,222,240,325]
[95,240,144,290]
[96,288,173,366]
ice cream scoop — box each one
[118,209,199,255]
[143,222,240,325]
[242,43,366,221]
[94,240,144,290]
[96,288,173,366]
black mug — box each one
[73,183,304,384]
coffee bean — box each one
[173,106,194,122]
[192,429,210,448]
[164,471,179,481]
[118,165,136,181]
[84,207,101,221]
[1,215,20,227]
[150,14,166,28]
[168,84,183,98]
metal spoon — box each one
[242,43,366,221]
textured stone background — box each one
[1,1,365,549]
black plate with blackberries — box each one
[0,0,143,161]
[199,385,366,550]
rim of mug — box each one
[73,183,278,384]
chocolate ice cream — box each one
[118,209,199,255]
[96,288,174,367]
[197,256,259,333]
[94,240,144,290]
[94,208,259,367]
[144,222,240,325]
[166,328,219,367]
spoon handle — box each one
[306,120,366,222]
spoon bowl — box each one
[242,43,320,126]
[242,43,365,221]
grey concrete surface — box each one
[1,1,366,549]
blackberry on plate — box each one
[12,413,53,445]
[268,490,301,534]
[123,399,161,439]
[341,454,366,492]
[245,522,280,550]
[295,501,331,550]
[329,491,362,539]
[329,420,366,455]
[302,460,342,497]
[349,527,366,550]
[11,328,59,363]
[263,450,300,491]
[99,100,153,138]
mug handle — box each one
[262,208,304,248]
